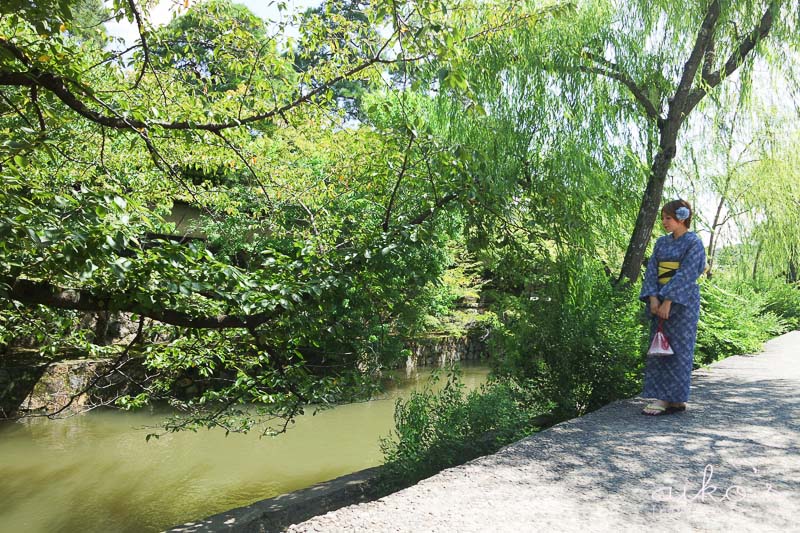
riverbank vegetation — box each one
[2,0,799,453]
[380,369,544,487]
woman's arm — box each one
[639,239,661,305]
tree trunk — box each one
[706,193,727,279]
[612,0,775,286]
[752,240,763,281]
[617,134,678,285]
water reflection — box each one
[0,364,489,533]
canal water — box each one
[0,364,489,533]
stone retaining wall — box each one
[0,354,147,418]
[2,331,489,418]
[405,331,487,368]
[0,360,48,418]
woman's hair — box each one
[662,199,693,228]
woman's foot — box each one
[641,400,669,415]
[641,400,687,416]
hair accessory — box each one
[675,206,690,221]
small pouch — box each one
[647,319,674,356]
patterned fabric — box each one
[639,231,706,402]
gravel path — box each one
[287,331,800,532]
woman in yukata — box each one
[639,199,707,416]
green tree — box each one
[0,0,545,430]
[541,0,795,283]
[294,0,375,118]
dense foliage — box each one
[695,279,788,365]
[380,370,545,487]
[488,257,645,417]
[2,0,799,440]
[0,0,480,427]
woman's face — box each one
[661,212,683,233]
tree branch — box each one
[127,0,150,90]
[30,85,46,131]
[2,278,281,329]
[701,34,716,84]
[213,130,273,204]
[685,1,776,114]
[0,89,36,130]
[407,192,459,226]
[382,134,416,232]
[669,0,721,118]
[0,35,400,133]
[578,53,662,122]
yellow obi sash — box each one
[658,261,679,285]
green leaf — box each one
[26,228,41,245]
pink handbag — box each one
[647,320,674,356]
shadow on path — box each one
[287,331,800,533]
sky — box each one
[105,0,320,46]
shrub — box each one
[695,280,788,365]
[380,369,545,488]
[489,257,645,418]
[757,280,800,329]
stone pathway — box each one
[287,331,800,532]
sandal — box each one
[642,403,672,416]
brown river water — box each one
[0,364,489,533]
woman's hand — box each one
[649,296,661,316]
[656,300,672,320]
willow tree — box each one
[668,75,797,278]
[422,13,644,282]
[360,1,653,414]
[735,133,800,282]
[539,0,797,283]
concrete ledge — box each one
[166,412,557,532]
[283,331,800,533]
[167,466,387,533]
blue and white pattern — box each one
[639,231,706,402]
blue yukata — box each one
[639,231,706,403]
